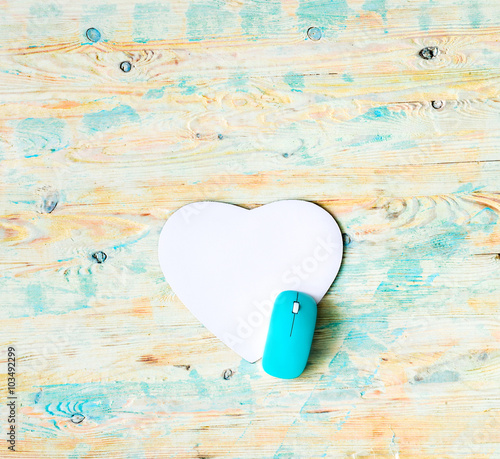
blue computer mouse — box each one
[262,290,317,379]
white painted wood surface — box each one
[0,0,499,457]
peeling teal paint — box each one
[325,350,353,377]
[14,118,69,158]
[34,391,42,404]
[417,370,460,383]
[79,274,96,300]
[143,86,167,99]
[296,0,349,32]
[41,384,129,425]
[372,134,392,142]
[419,2,431,31]
[388,259,423,283]
[429,229,467,252]
[469,207,497,234]
[178,78,197,95]
[240,0,282,38]
[353,106,406,122]
[359,364,380,396]
[28,3,62,37]
[341,73,354,82]
[454,182,484,194]
[468,1,482,29]
[393,139,418,150]
[185,1,237,41]
[130,258,147,274]
[133,2,170,42]
[345,329,387,353]
[68,443,92,459]
[298,312,404,428]
[188,369,210,398]
[229,73,249,92]
[31,376,256,422]
[425,273,439,285]
[81,5,118,39]
[323,348,380,390]
[29,3,61,18]
[336,409,351,430]
[375,258,424,295]
[350,134,392,146]
[348,311,389,335]
[362,0,387,22]
[26,283,44,315]
[283,71,305,92]
[82,105,140,133]
[2,276,91,318]
[11,199,37,206]
[237,358,262,381]
[126,451,147,459]
[391,327,406,338]
[140,381,150,397]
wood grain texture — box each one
[1,0,499,457]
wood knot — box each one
[91,251,107,263]
[419,47,439,60]
[86,28,101,43]
[120,61,132,73]
[431,100,445,110]
[222,369,233,380]
[37,185,59,214]
[70,414,85,424]
[385,198,407,218]
[139,355,159,364]
[40,190,59,214]
[174,364,191,370]
[307,27,322,41]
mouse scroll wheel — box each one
[292,301,300,314]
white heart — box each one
[158,200,343,363]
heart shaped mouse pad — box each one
[158,200,343,362]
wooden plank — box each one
[1,0,499,457]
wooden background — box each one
[1,0,499,457]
